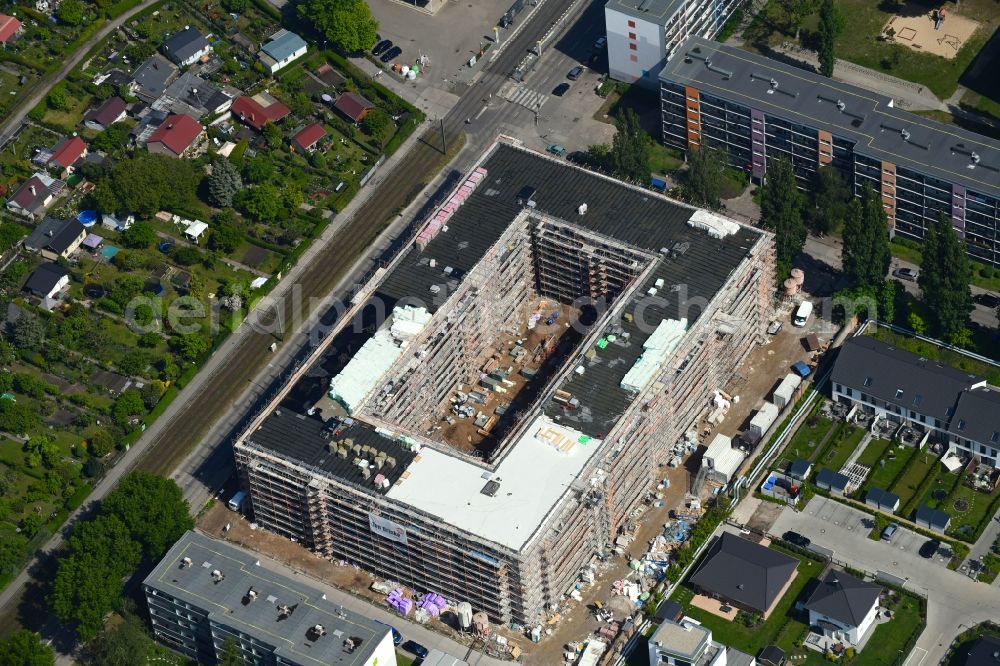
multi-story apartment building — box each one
[831,334,1000,467]
[232,139,775,628]
[605,0,743,88]
[660,36,1000,265]
[142,531,396,666]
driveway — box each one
[773,496,1000,666]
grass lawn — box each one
[787,414,837,463]
[818,424,868,473]
[649,142,683,175]
[945,482,1000,541]
[890,450,939,512]
[856,438,894,469]
[917,467,962,510]
[671,546,824,655]
[854,593,924,665]
[395,653,415,666]
[864,443,915,493]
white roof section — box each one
[703,434,744,479]
[578,639,607,666]
[774,373,802,401]
[620,318,687,393]
[750,402,780,429]
[386,414,603,551]
[687,209,740,239]
[942,451,964,473]
[183,220,208,239]
[328,306,432,414]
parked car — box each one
[893,267,919,281]
[783,531,810,547]
[974,292,1000,308]
[593,36,607,50]
[767,320,783,335]
[374,621,402,645]
[381,46,403,63]
[919,539,940,559]
[547,144,566,156]
[552,82,570,96]
[881,522,899,542]
[567,65,584,80]
[401,641,429,659]
[372,39,392,56]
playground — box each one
[883,4,980,59]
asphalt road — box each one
[0,0,160,145]
[0,0,598,651]
[773,496,1000,666]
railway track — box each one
[134,0,578,476]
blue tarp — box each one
[650,177,667,191]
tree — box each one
[102,472,193,559]
[112,388,145,427]
[299,0,379,54]
[610,109,650,184]
[0,401,40,434]
[362,109,392,146]
[46,87,71,111]
[809,167,851,234]
[91,122,131,153]
[243,155,275,183]
[210,215,244,254]
[240,184,282,223]
[777,0,816,41]
[0,630,54,666]
[89,429,115,457]
[208,159,243,208]
[95,154,202,216]
[173,332,210,362]
[918,215,973,342]
[120,222,157,249]
[219,638,242,666]
[759,158,806,278]
[140,380,164,409]
[817,0,844,77]
[262,121,283,149]
[841,183,890,290]
[57,0,87,25]
[89,613,153,666]
[907,311,927,334]
[683,146,726,208]
[51,515,141,640]
[222,0,248,11]
[10,312,44,349]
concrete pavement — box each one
[773,496,1000,666]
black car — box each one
[783,531,810,548]
[567,65,584,80]
[552,82,570,96]
[974,292,1000,308]
[372,39,392,56]
[401,640,429,659]
[381,46,403,63]
[919,539,940,559]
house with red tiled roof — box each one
[291,123,326,154]
[231,95,290,131]
[0,15,22,44]
[6,173,56,220]
[48,137,87,177]
[334,92,374,124]
[146,113,203,158]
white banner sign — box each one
[369,513,408,545]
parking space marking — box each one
[904,646,928,666]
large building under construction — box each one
[232,139,775,627]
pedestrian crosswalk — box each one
[503,84,549,111]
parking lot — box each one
[773,496,952,568]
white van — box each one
[227,490,248,512]
[793,300,813,327]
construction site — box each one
[232,137,776,630]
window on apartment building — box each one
[630,54,639,62]
[628,19,636,27]
[629,32,637,39]
[629,43,637,50]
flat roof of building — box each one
[378,143,762,439]
[660,36,1000,199]
[605,0,684,23]
[144,531,389,666]
[648,618,711,660]
[386,414,603,551]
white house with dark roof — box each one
[647,616,756,666]
[803,570,881,647]
[832,335,1000,467]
